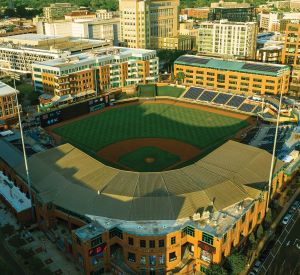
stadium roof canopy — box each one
[175,55,290,77]
[15,141,285,221]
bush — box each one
[248,233,256,250]
[207,264,228,275]
[224,252,247,275]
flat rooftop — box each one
[175,55,290,76]
[0,171,31,213]
[34,47,156,69]
[2,33,59,41]
[0,81,18,97]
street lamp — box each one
[12,76,35,221]
[266,88,283,212]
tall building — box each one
[197,20,258,60]
[282,23,300,94]
[174,55,290,95]
[119,0,179,49]
[0,81,19,125]
[259,12,280,32]
[209,1,255,22]
[180,8,210,20]
[32,47,159,96]
[43,3,77,21]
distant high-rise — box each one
[119,0,179,49]
[197,20,258,60]
[43,3,77,21]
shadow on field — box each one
[53,103,251,170]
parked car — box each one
[253,260,262,272]
[282,213,292,225]
[248,271,256,275]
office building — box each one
[0,34,111,74]
[64,10,97,21]
[174,55,290,95]
[197,20,258,60]
[38,18,120,46]
[259,12,280,32]
[209,1,255,22]
[0,81,19,124]
[32,47,159,96]
[119,0,179,49]
[180,8,210,20]
[43,3,77,21]
[282,23,300,94]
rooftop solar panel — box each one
[176,56,210,65]
[242,63,282,73]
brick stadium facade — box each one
[0,138,297,275]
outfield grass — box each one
[53,104,248,155]
[156,86,185,97]
[138,84,156,98]
[119,146,180,172]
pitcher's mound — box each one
[144,157,155,164]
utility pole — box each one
[266,88,283,212]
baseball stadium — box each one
[0,83,299,275]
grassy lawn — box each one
[156,86,185,97]
[138,84,156,97]
[53,104,248,156]
[118,146,180,172]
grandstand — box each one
[181,86,264,116]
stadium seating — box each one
[226,96,245,108]
[198,90,217,102]
[212,93,232,105]
[239,103,256,113]
[183,87,204,100]
[252,106,262,114]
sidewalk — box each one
[242,186,300,275]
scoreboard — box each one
[38,95,109,127]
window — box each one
[223,233,227,243]
[149,255,156,266]
[159,255,165,265]
[109,227,123,239]
[258,212,261,221]
[202,232,214,245]
[149,240,155,248]
[251,204,255,213]
[217,74,225,83]
[128,252,136,262]
[76,237,81,246]
[182,226,195,237]
[159,239,164,248]
[91,235,102,247]
[140,240,146,248]
[140,256,146,265]
[128,237,134,246]
[171,236,176,245]
[242,214,246,223]
[169,252,177,262]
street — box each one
[257,204,300,275]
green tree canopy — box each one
[225,252,247,275]
[207,264,228,275]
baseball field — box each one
[50,100,251,171]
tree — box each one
[256,224,264,240]
[176,71,185,84]
[249,232,256,250]
[264,209,273,229]
[224,252,247,275]
[207,264,228,275]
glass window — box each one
[128,237,134,246]
[149,240,155,248]
[171,236,176,245]
[149,255,156,266]
[140,240,146,248]
[169,252,177,262]
[91,235,102,247]
[159,239,164,248]
[140,256,146,265]
[182,226,195,237]
[109,227,123,239]
[128,252,136,262]
[202,232,214,245]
